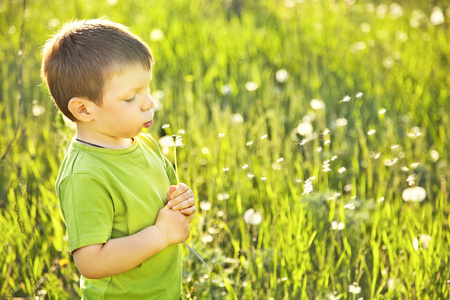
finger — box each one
[180,205,196,216]
[171,197,195,211]
[168,190,194,207]
[168,183,190,199]
[166,185,177,199]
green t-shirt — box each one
[56,133,181,299]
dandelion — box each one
[336,118,348,127]
[230,113,244,124]
[410,9,427,28]
[245,81,259,91]
[344,184,352,192]
[376,4,388,18]
[32,100,45,116]
[338,167,347,174]
[297,121,313,136]
[367,129,376,135]
[356,92,363,98]
[383,57,394,69]
[402,186,426,202]
[349,41,367,52]
[310,99,325,110]
[389,3,404,19]
[339,95,351,103]
[275,69,289,83]
[331,221,345,231]
[349,282,361,294]
[200,201,211,211]
[420,234,431,249]
[430,150,439,162]
[150,29,164,41]
[430,7,445,25]
[243,209,262,225]
[217,193,230,201]
[201,234,213,244]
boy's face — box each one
[89,64,155,145]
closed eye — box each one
[125,95,136,102]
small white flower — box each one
[378,197,385,202]
[402,186,426,202]
[243,209,262,225]
[150,29,164,41]
[331,221,345,231]
[389,3,404,19]
[340,95,351,103]
[218,132,226,138]
[276,157,284,163]
[32,100,46,116]
[420,234,431,249]
[275,69,289,83]
[430,150,439,162]
[217,193,230,201]
[356,92,363,98]
[378,108,386,115]
[242,164,249,170]
[344,203,356,210]
[162,124,170,129]
[349,282,361,294]
[247,173,254,178]
[246,141,253,146]
[261,134,268,139]
[338,167,347,174]
[201,234,213,243]
[367,129,376,135]
[223,167,229,172]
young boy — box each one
[41,19,196,299]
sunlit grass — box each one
[1,0,449,299]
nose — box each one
[141,90,154,111]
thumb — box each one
[169,185,177,194]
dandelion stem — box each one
[172,135,211,272]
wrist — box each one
[153,224,170,248]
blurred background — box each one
[1,0,449,299]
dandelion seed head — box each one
[243,209,263,225]
[402,186,426,202]
[344,184,352,192]
[297,121,314,136]
[230,113,243,124]
[200,201,211,211]
[336,118,348,127]
[32,101,46,116]
[201,147,209,154]
[406,174,416,186]
[310,99,326,110]
[275,69,289,83]
[360,22,371,33]
[150,29,164,41]
[420,234,431,249]
[430,150,439,162]
[217,193,230,201]
[389,3,404,19]
[245,81,259,91]
[383,57,394,69]
[349,282,361,294]
[430,7,445,25]
[201,233,213,244]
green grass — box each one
[1,0,449,299]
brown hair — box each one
[41,19,154,121]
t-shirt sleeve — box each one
[163,156,178,186]
[58,173,114,254]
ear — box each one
[68,97,96,122]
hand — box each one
[154,205,190,246]
[166,183,196,218]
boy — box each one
[41,19,196,299]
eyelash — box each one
[125,95,136,102]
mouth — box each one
[143,120,153,128]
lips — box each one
[143,120,153,128]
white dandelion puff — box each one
[243,209,263,225]
[297,121,313,136]
[430,150,439,162]
[310,99,326,110]
[402,186,426,202]
[430,7,445,25]
[336,118,348,127]
[275,69,289,83]
[420,234,431,249]
[230,113,244,124]
[221,84,232,95]
[150,29,164,42]
[331,221,345,231]
[349,282,361,294]
[200,201,211,211]
[245,81,259,91]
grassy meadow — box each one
[1,0,449,299]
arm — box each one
[73,205,189,279]
[166,183,196,223]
